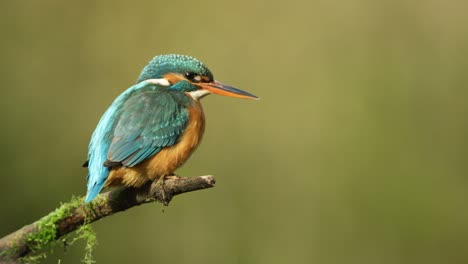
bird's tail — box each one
[85,180,106,203]
[85,162,110,203]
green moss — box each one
[71,225,97,264]
[84,195,107,212]
[20,196,98,263]
[26,196,83,249]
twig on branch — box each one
[0,175,215,262]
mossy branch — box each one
[0,175,215,262]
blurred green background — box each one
[1,0,468,263]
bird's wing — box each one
[85,83,190,203]
[105,88,189,167]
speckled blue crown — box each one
[136,54,214,83]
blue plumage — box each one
[85,81,191,202]
[107,88,190,167]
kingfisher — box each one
[83,54,258,202]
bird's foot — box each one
[151,174,180,211]
[156,174,178,202]
[154,175,169,206]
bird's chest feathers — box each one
[141,100,205,177]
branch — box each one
[0,175,215,262]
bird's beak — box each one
[200,80,259,100]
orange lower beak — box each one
[200,81,259,100]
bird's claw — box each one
[154,175,169,206]
[156,174,180,205]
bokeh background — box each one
[1,0,468,263]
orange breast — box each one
[104,98,205,188]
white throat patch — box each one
[145,78,171,86]
[189,90,211,100]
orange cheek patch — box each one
[163,73,184,84]
[201,76,211,82]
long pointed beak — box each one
[200,80,259,100]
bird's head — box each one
[136,54,258,100]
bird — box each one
[83,54,258,203]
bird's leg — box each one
[154,174,176,202]
[154,175,168,206]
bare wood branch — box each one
[0,175,215,261]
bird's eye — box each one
[185,72,197,81]
[185,72,202,82]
